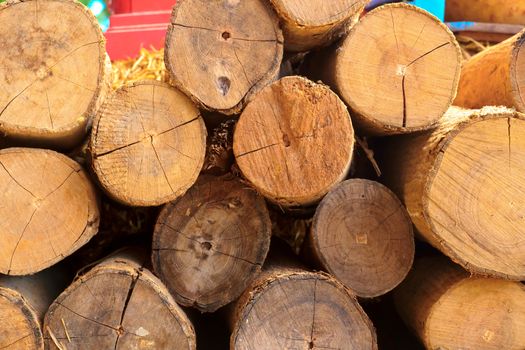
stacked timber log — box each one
[0,0,524,349]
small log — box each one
[454,29,525,112]
[394,256,525,350]
[233,76,354,207]
[305,179,414,298]
[269,0,368,52]
[90,80,207,207]
[380,106,525,279]
[306,3,461,135]
[0,148,99,276]
[229,263,378,349]
[44,253,196,349]
[164,0,284,115]
[152,175,271,312]
[0,0,108,149]
[445,0,525,25]
[0,268,67,350]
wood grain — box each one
[90,80,207,207]
[0,0,107,149]
[165,0,283,115]
[233,76,354,207]
[0,148,99,276]
[446,0,525,25]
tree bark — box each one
[269,0,368,52]
[0,148,99,276]
[379,106,525,280]
[305,3,461,135]
[0,268,67,350]
[233,76,354,207]
[90,80,207,207]
[445,0,525,25]
[228,260,378,349]
[304,179,414,298]
[0,0,109,149]
[454,29,525,112]
[164,0,284,115]
[152,174,272,313]
[394,256,525,350]
[44,252,196,350]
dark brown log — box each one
[152,175,271,312]
[44,252,196,349]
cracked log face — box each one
[382,107,525,279]
[0,288,43,350]
[0,0,107,149]
[230,269,378,350]
[0,148,99,276]
[455,29,525,113]
[233,76,354,207]
[164,0,284,115]
[152,175,272,312]
[307,179,414,298]
[269,0,368,52]
[394,257,525,350]
[329,3,461,135]
[44,257,196,350]
[90,80,207,207]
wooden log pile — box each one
[0,0,524,349]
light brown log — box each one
[229,265,378,349]
[0,148,99,276]
[0,268,66,350]
[44,253,196,349]
[394,256,525,350]
[269,0,368,52]
[305,179,414,298]
[90,80,207,207]
[306,3,461,135]
[445,0,525,25]
[454,29,525,112]
[152,174,272,312]
[164,0,284,115]
[380,106,525,279]
[233,76,354,207]
[0,0,108,149]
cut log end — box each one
[233,76,354,207]
[0,0,107,148]
[269,0,368,52]
[44,257,196,350]
[152,175,271,312]
[90,80,207,207]
[0,148,99,276]
[165,0,283,114]
[231,270,377,350]
[333,3,461,135]
[309,179,414,298]
[0,288,42,350]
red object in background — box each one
[105,0,176,60]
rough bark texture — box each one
[152,174,272,312]
[306,179,414,298]
[306,3,461,135]
[0,148,100,276]
[233,76,354,207]
[445,0,525,25]
[454,29,525,112]
[90,80,207,207]
[164,0,284,115]
[229,264,378,350]
[269,0,368,52]
[0,0,108,149]
[380,106,525,279]
[394,256,525,350]
[44,253,196,350]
